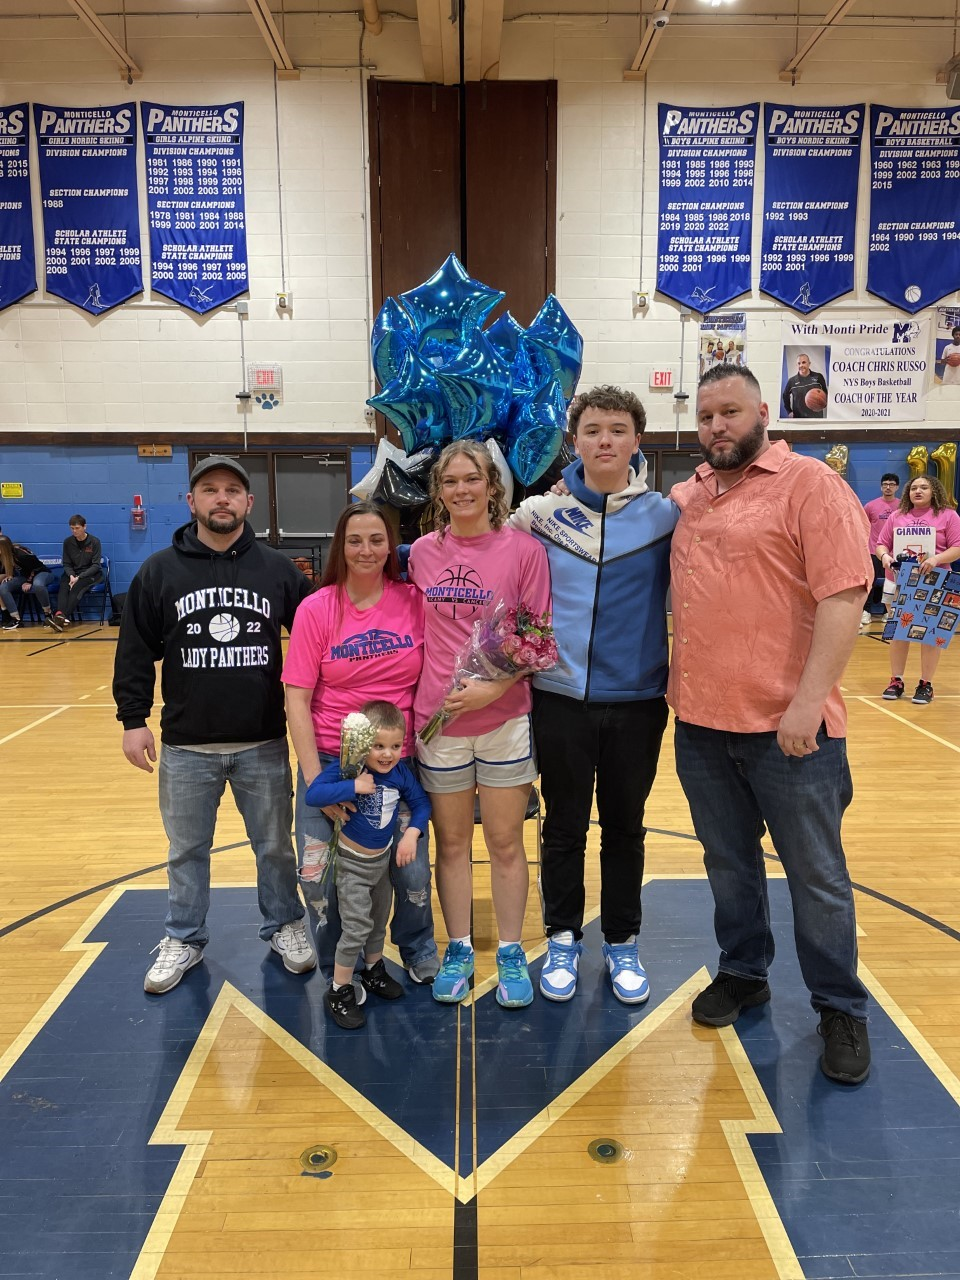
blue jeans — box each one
[294,759,437,971]
[159,739,305,946]
[674,721,868,1021]
[0,571,54,614]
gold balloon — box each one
[824,444,849,477]
[931,442,958,509]
[906,445,928,482]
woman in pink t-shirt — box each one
[409,440,551,1010]
[282,501,438,981]
[877,474,960,704]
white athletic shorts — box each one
[416,713,538,793]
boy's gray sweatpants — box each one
[334,846,392,970]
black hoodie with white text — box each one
[113,521,312,745]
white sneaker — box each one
[271,920,317,974]
[861,611,871,626]
[144,937,203,994]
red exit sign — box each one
[649,369,674,389]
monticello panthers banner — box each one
[760,104,862,313]
[657,104,758,313]
[33,104,142,314]
[142,102,247,313]
[868,106,960,314]
[0,104,37,312]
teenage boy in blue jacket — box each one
[511,386,677,1005]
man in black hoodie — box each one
[114,456,316,994]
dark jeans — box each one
[532,689,668,944]
[674,719,868,1020]
[58,571,103,617]
[868,553,885,609]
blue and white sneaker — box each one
[602,940,650,1005]
[539,931,582,1002]
[432,941,474,1003]
[496,944,534,1008]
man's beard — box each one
[197,509,244,534]
[700,418,766,471]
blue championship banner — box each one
[657,104,757,313]
[868,106,960,314]
[33,103,142,314]
[760,104,862,314]
[142,102,247,313]
[0,104,37,312]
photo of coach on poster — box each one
[934,308,960,387]
[781,347,829,419]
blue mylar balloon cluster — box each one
[367,254,583,487]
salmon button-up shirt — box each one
[667,440,871,737]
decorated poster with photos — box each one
[882,562,960,648]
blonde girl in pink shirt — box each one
[409,441,551,1010]
[878,474,960,704]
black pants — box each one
[868,554,885,608]
[57,572,102,617]
[532,689,668,944]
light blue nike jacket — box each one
[510,455,678,702]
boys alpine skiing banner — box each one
[760,104,862,313]
[657,104,757,312]
[0,104,37,312]
[780,316,930,423]
[33,103,142,314]
[141,102,247,314]
[867,106,960,314]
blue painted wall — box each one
[791,439,958,507]
[0,444,377,595]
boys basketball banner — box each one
[867,106,960,314]
[760,104,862,314]
[0,104,37,312]
[780,316,930,423]
[656,104,757,313]
[33,103,142,314]
[141,102,248,314]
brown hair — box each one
[901,474,951,515]
[567,385,646,437]
[360,699,406,736]
[319,501,401,591]
[427,441,508,540]
[68,515,86,528]
[0,535,13,578]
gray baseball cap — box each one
[189,455,251,489]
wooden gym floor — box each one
[1,620,959,1280]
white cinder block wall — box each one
[0,7,955,437]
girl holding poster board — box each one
[877,475,960,704]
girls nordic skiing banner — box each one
[33,103,142,314]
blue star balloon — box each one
[522,295,584,401]
[371,298,416,387]
[506,373,567,486]
[486,311,537,393]
[400,253,504,351]
[366,349,450,454]
[435,328,513,442]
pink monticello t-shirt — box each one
[862,496,900,555]
[281,578,424,756]
[876,507,960,578]
[408,525,551,737]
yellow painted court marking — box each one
[0,706,69,748]
[130,982,459,1277]
[855,696,960,754]
[859,961,960,1106]
[471,970,707,1198]
[718,1024,805,1280]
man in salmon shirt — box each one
[669,364,873,1085]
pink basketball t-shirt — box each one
[281,578,424,756]
[863,497,900,555]
[408,525,551,737]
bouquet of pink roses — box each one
[418,600,558,745]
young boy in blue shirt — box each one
[306,700,431,1029]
